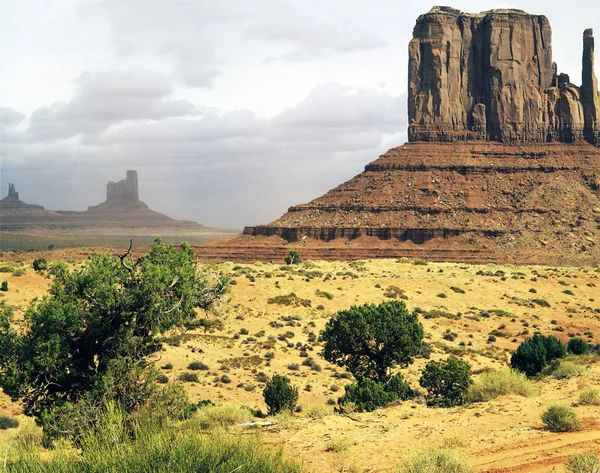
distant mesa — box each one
[0,183,45,211]
[197,7,600,266]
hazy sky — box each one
[1,0,599,228]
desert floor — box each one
[1,253,599,472]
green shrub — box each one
[468,369,536,402]
[32,258,48,271]
[267,293,311,307]
[187,361,209,371]
[578,389,600,406]
[156,374,169,384]
[401,447,471,473]
[541,405,581,432]
[420,356,472,407]
[263,374,299,415]
[0,415,19,430]
[568,337,591,355]
[565,452,600,473]
[510,333,566,377]
[338,374,412,412]
[0,281,7,292]
[323,300,423,382]
[284,250,301,265]
[412,258,428,266]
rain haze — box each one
[1,0,599,228]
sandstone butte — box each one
[197,7,600,266]
[0,170,203,231]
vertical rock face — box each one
[106,170,139,202]
[582,29,600,145]
[408,7,600,146]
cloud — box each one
[4,82,407,227]
[26,69,194,141]
[0,108,26,128]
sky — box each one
[1,0,599,228]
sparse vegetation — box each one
[400,448,472,473]
[579,389,600,406]
[468,369,536,402]
[267,293,311,307]
[541,405,581,432]
[565,452,600,473]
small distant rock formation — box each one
[199,7,600,266]
[408,7,600,146]
[107,170,139,203]
[87,170,148,212]
[0,183,45,211]
[2,171,205,232]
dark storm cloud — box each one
[26,70,195,141]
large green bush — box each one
[568,337,591,355]
[565,452,600,473]
[284,250,301,265]
[263,374,299,415]
[0,238,230,443]
[420,356,472,407]
[510,333,566,377]
[323,300,423,382]
[338,374,412,412]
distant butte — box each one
[196,7,600,265]
[1,170,204,232]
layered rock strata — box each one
[408,7,600,146]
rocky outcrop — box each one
[408,7,600,146]
[0,184,45,211]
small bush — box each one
[267,293,311,307]
[179,372,199,383]
[565,452,600,473]
[32,258,48,271]
[338,374,412,412]
[401,447,471,473]
[541,405,581,432]
[412,258,428,266]
[0,281,7,291]
[156,374,169,384]
[420,356,472,407]
[195,404,253,429]
[579,389,600,406]
[284,250,301,265]
[510,333,566,377]
[568,337,591,355]
[263,374,299,415]
[468,369,536,402]
[303,404,330,419]
[187,361,210,371]
[0,415,19,430]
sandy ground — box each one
[1,254,599,472]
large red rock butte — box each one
[198,7,600,265]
